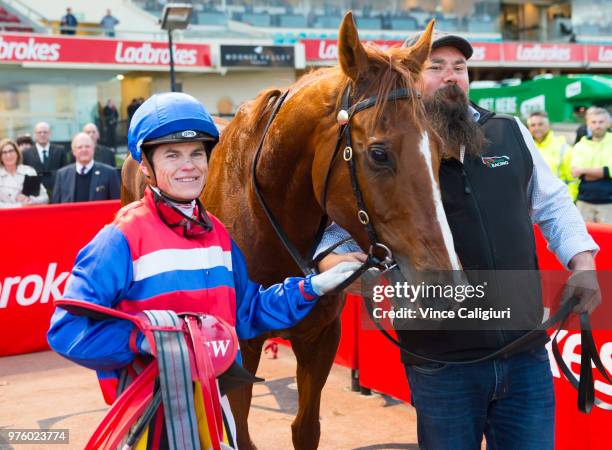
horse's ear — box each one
[338,11,368,81]
[403,19,435,72]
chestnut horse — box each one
[122,13,460,450]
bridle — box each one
[250,80,611,414]
[251,82,417,284]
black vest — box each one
[398,106,547,364]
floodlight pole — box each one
[167,28,177,92]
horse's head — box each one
[312,12,460,275]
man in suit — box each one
[22,122,67,193]
[82,123,116,167]
[52,133,120,204]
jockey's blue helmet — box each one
[127,92,219,163]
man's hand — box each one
[317,252,367,272]
[564,251,601,315]
[16,194,31,205]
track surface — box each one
[0,345,419,450]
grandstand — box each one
[1,1,609,45]
[131,0,503,43]
[0,1,37,32]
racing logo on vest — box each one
[481,155,510,168]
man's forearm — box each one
[571,167,605,180]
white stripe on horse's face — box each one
[419,132,462,271]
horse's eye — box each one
[370,147,389,164]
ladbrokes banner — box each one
[303,38,612,68]
[0,200,120,356]
[0,33,211,69]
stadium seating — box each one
[279,14,307,28]
[195,11,228,26]
[0,5,34,32]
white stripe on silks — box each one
[418,132,462,271]
[132,247,233,281]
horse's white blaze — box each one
[419,132,462,271]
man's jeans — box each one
[404,346,555,450]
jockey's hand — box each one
[139,337,152,355]
[564,252,601,315]
[317,252,367,272]
[311,261,362,295]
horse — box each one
[122,12,461,450]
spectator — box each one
[100,9,119,37]
[527,111,578,201]
[127,98,140,125]
[15,135,34,153]
[52,133,120,203]
[317,31,598,449]
[102,99,119,149]
[82,123,116,167]
[60,7,78,35]
[571,107,612,223]
[0,138,48,208]
[575,106,594,144]
[575,106,611,144]
[22,122,67,193]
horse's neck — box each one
[253,97,329,243]
[210,80,340,281]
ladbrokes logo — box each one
[516,44,571,62]
[549,331,612,406]
[0,263,69,308]
[114,42,197,65]
[597,46,612,62]
[0,37,60,62]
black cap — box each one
[402,31,473,60]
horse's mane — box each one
[352,43,423,130]
[226,42,423,144]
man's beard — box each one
[424,84,486,160]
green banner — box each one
[469,75,612,123]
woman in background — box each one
[0,138,48,208]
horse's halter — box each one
[251,81,419,283]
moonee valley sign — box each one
[220,45,294,68]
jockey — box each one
[47,92,360,449]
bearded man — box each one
[316,32,600,449]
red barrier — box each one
[335,293,360,369]
[1,201,610,447]
[0,200,120,356]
